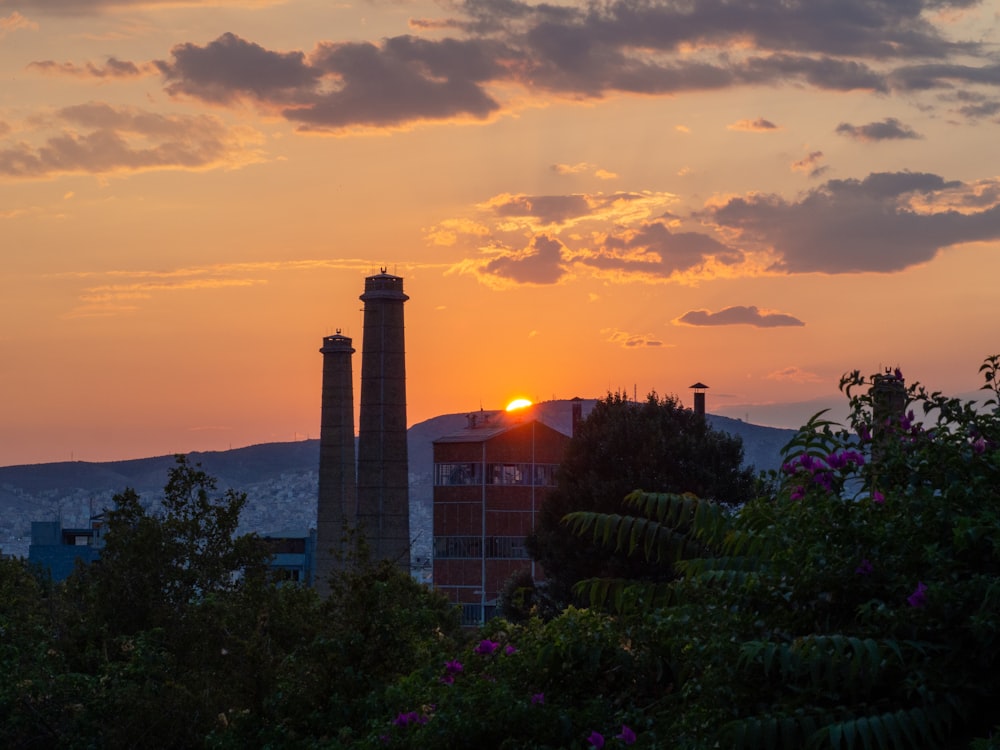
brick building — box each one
[432,402,582,626]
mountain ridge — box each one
[0,402,796,560]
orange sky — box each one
[2,0,1000,466]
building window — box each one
[434,536,482,558]
[434,536,530,560]
[460,603,498,627]
[434,462,483,485]
[434,462,559,486]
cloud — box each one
[1,11,37,36]
[156,32,503,131]
[675,305,805,328]
[28,57,153,78]
[445,166,1000,290]
[0,0,282,13]
[708,170,1000,273]
[157,32,322,106]
[552,162,618,180]
[791,150,826,176]
[581,221,743,279]
[603,328,666,348]
[835,117,922,141]
[103,0,992,133]
[0,102,264,178]
[728,118,778,132]
[766,366,824,383]
[480,234,568,285]
[58,258,381,318]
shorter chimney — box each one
[571,397,583,437]
[689,382,709,417]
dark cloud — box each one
[290,36,503,129]
[0,0,270,13]
[0,102,260,178]
[464,0,973,60]
[490,193,592,224]
[709,171,1000,273]
[133,0,994,132]
[889,62,1000,91]
[835,117,922,141]
[28,57,150,78]
[482,234,567,284]
[582,221,742,277]
[156,33,320,105]
[156,33,503,130]
[791,150,826,177]
[729,117,778,131]
[676,305,805,328]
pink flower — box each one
[505,644,518,655]
[587,731,605,749]
[444,659,463,674]
[872,490,885,504]
[617,725,637,745]
[790,485,806,501]
[907,581,928,608]
[474,639,500,655]
[973,437,987,455]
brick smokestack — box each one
[315,330,357,594]
[357,269,411,570]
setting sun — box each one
[505,398,533,412]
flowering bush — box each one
[366,609,658,749]
[566,356,1000,748]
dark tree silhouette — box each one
[527,391,758,606]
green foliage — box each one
[362,608,664,749]
[563,357,1000,749]
[528,390,758,606]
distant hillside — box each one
[0,403,795,560]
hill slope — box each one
[0,403,794,559]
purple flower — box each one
[444,659,463,674]
[872,490,885,504]
[474,639,500,655]
[826,451,847,470]
[617,725,637,745]
[855,559,873,576]
[790,485,806,501]
[587,731,605,749]
[530,692,545,705]
[973,437,987,455]
[439,674,454,685]
[393,711,423,727]
[907,581,928,608]
[857,423,871,443]
[505,644,518,655]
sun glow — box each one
[505,398,533,411]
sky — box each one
[2,0,1000,466]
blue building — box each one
[28,517,104,581]
[262,529,316,586]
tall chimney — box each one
[357,269,411,570]
[315,330,357,594]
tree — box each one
[565,356,1000,748]
[44,456,278,748]
[527,391,757,606]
